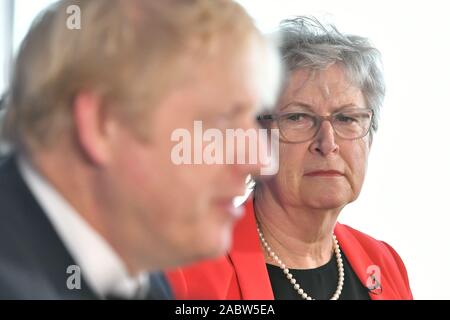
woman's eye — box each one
[286,113,308,121]
[336,114,357,123]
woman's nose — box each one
[309,120,339,156]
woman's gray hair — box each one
[278,16,385,136]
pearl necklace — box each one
[257,225,345,300]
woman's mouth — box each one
[304,170,344,177]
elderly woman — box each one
[167,17,413,300]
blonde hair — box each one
[3,0,261,151]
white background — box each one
[0,0,13,96]
[1,0,450,299]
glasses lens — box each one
[332,110,372,139]
[278,112,317,142]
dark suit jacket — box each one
[0,156,172,299]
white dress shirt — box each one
[18,157,149,299]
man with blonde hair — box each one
[0,0,281,299]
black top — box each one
[266,249,370,300]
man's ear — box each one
[72,91,116,165]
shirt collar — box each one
[17,156,149,299]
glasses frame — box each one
[257,108,374,143]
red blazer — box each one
[167,198,413,300]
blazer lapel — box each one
[229,198,274,299]
[334,223,398,300]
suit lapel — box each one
[0,157,98,299]
[145,272,174,300]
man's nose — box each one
[232,118,275,179]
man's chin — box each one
[166,223,234,268]
[212,201,244,222]
[196,227,233,261]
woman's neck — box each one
[254,186,341,269]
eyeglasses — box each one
[257,108,373,143]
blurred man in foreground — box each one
[0,0,281,299]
